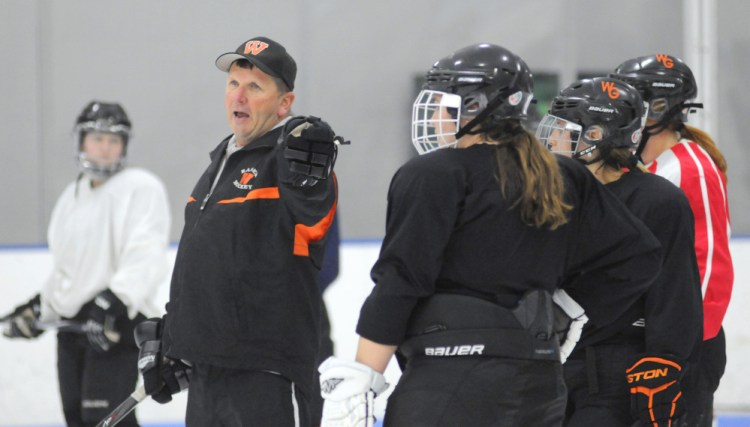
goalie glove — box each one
[626,355,684,427]
[552,289,588,363]
[282,116,348,185]
[319,356,388,427]
[2,294,43,339]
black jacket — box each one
[357,146,661,345]
[162,126,337,397]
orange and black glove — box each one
[626,355,684,427]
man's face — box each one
[81,132,124,167]
[225,63,294,146]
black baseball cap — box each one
[215,36,297,91]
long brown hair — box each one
[486,120,572,230]
[681,124,728,178]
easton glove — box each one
[626,355,684,426]
[552,289,588,363]
[135,318,191,404]
[319,356,388,427]
[85,289,125,352]
[283,116,348,184]
[2,294,43,339]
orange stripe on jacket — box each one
[294,201,336,257]
[217,187,280,204]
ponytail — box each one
[681,124,727,178]
[487,120,572,230]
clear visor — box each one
[411,90,462,155]
[536,114,583,158]
[77,152,125,180]
[647,98,669,120]
[74,128,128,181]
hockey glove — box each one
[85,289,126,352]
[626,355,684,426]
[283,116,348,184]
[135,318,191,404]
[552,289,588,363]
[319,356,388,427]
[2,294,43,339]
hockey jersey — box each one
[42,168,171,321]
[648,139,733,340]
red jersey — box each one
[648,139,733,340]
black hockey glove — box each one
[626,354,684,426]
[2,294,43,339]
[85,289,125,352]
[135,318,191,404]
[282,116,348,184]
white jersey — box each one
[40,167,171,321]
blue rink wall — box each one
[1,239,750,426]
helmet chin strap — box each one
[635,103,687,161]
[573,144,603,165]
[454,89,513,140]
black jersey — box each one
[575,170,702,360]
[356,145,661,345]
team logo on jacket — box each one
[234,167,258,190]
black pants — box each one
[57,328,141,427]
[186,364,310,427]
[682,327,727,427]
[563,342,642,427]
[384,357,566,427]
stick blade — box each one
[95,385,147,427]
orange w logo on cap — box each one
[244,40,269,56]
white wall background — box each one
[2,0,749,244]
[0,240,749,425]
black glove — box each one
[135,318,191,404]
[626,354,684,426]
[282,116,347,183]
[2,294,43,339]
[85,289,126,352]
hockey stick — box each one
[95,384,147,427]
[1,319,89,335]
[36,320,90,333]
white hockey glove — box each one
[552,289,588,363]
[319,356,389,427]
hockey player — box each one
[318,43,662,426]
[537,77,703,426]
[611,55,733,427]
[2,101,171,426]
[134,36,341,426]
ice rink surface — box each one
[1,239,749,426]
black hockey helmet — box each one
[423,43,534,137]
[536,77,645,164]
[74,101,132,179]
[611,54,700,125]
[75,101,132,146]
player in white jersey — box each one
[2,101,171,426]
[612,55,733,427]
